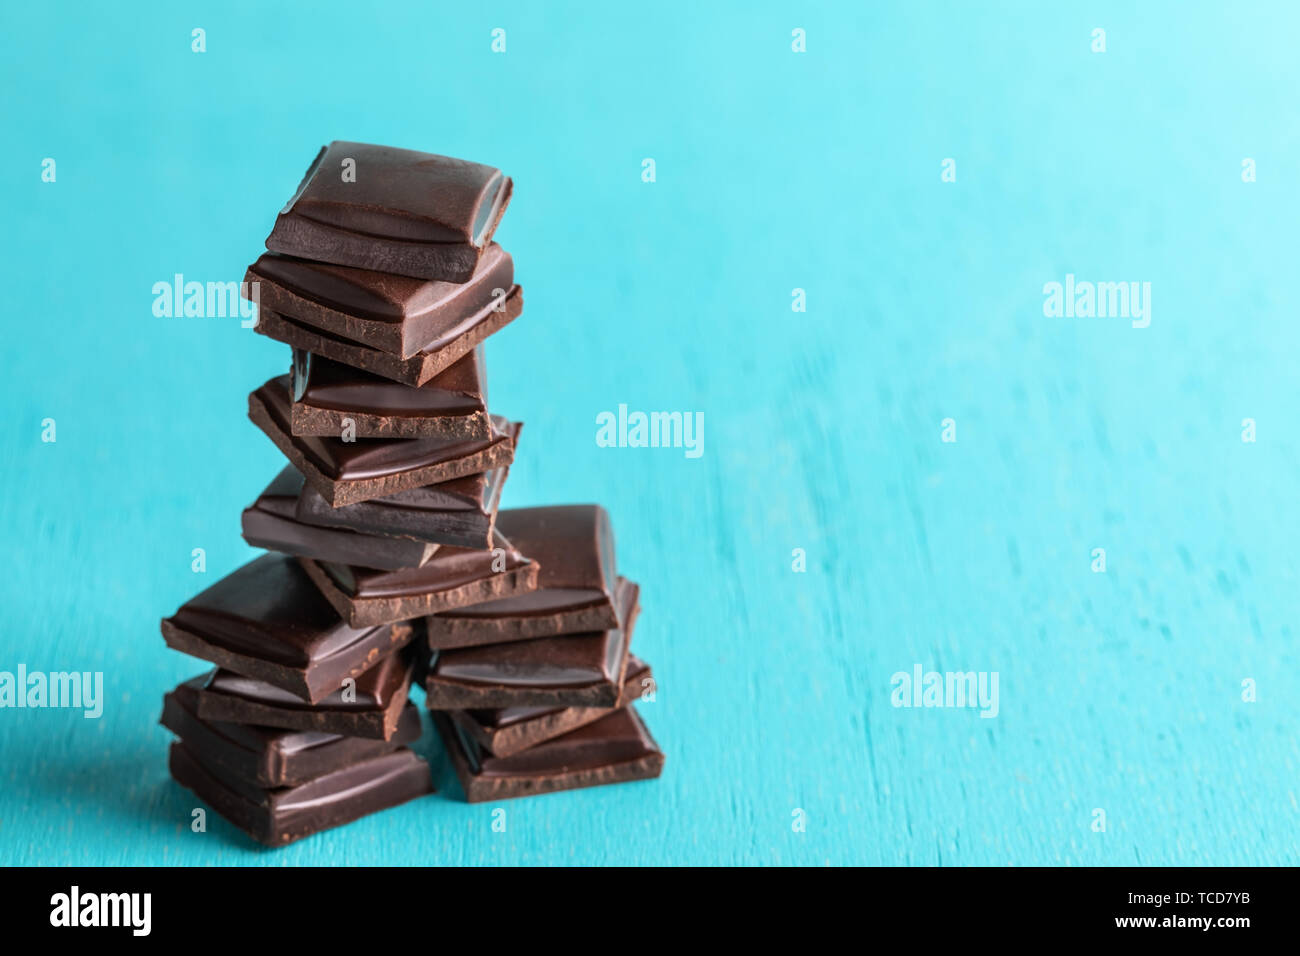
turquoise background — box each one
[2,1,1298,866]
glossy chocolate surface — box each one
[299,533,540,627]
[204,648,410,713]
[169,741,432,846]
[278,142,508,245]
[498,506,617,593]
[423,578,637,709]
[431,578,634,688]
[249,246,514,359]
[248,378,519,507]
[161,676,420,787]
[449,655,653,758]
[318,537,531,600]
[197,647,413,743]
[461,707,657,776]
[264,142,512,282]
[159,553,413,702]
[241,466,436,570]
[255,288,522,388]
[434,707,663,803]
[163,553,389,668]
[252,376,515,482]
[472,656,651,730]
[292,347,487,421]
[295,465,506,549]
[426,505,620,644]
[195,648,416,739]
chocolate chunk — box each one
[161,676,421,787]
[298,534,540,628]
[248,244,515,360]
[433,707,663,803]
[289,348,491,440]
[159,552,414,704]
[241,466,437,570]
[248,374,519,507]
[295,464,507,550]
[426,505,619,648]
[168,740,432,846]
[256,287,522,387]
[450,655,653,758]
[195,649,416,740]
[423,577,638,709]
[264,142,512,282]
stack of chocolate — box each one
[421,504,664,802]
[159,142,662,846]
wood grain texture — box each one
[1,2,1298,866]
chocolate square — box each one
[248,244,514,360]
[159,552,414,704]
[298,533,539,628]
[434,706,663,803]
[423,577,638,709]
[264,141,512,282]
[168,741,432,846]
[160,675,421,787]
[255,289,522,388]
[426,505,620,648]
[288,347,492,441]
[449,655,654,758]
[294,462,507,551]
[241,466,437,570]
[195,649,415,740]
[247,374,519,507]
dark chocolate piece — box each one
[255,287,522,388]
[426,505,619,648]
[248,375,519,507]
[434,706,663,803]
[423,577,638,709]
[159,552,414,704]
[298,534,540,628]
[295,464,507,551]
[450,655,653,758]
[168,740,432,847]
[248,245,514,360]
[161,675,421,787]
[195,650,415,740]
[290,348,491,440]
[264,141,513,282]
[241,466,437,570]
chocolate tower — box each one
[159,142,662,846]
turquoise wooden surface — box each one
[2,1,1298,866]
